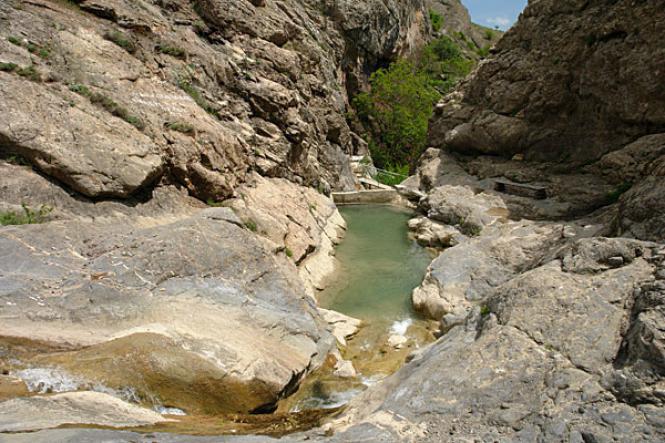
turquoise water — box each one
[284,205,432,413]
[320,205,431,326]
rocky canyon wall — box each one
[0,0,429,424]
[0,0,429,201]
[428,0,665,241]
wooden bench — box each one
[494,179,548,200]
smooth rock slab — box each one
[0,207,332,414]
[0,391,168,432]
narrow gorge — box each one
[0,0,664,442]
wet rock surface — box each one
[0,0,428,433]
[0,391,169,432]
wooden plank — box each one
[494,179,548,199]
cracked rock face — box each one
[430,0,665,165]
[320,237,664,442]
[427,0,665,242]
[0,0,429,200]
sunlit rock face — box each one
[0,0,430,200]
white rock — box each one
[319,308,362,346]
[388,334,408,349]
[333,360,357,378]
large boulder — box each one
[226,174,347,295]
[412,221,563,322]
[0,207,334,414]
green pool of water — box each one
[320,205,431,327]
[283,205,433,413]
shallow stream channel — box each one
[278,204,436,415]
[0,205,436,437]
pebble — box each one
[388,334,408,349]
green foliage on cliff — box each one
[166,121,195,135]
[69,83,145,130]
[375,164,409,186]
[0,62,18,72]
[354,36,473,170]
[355,60,439,169]
[429,10,443,33]
[0,204,52,226]
[157,43,187,59]
[607,182,632,203]
[104,31,137,54]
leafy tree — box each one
[353,36,474,170]
[355,60,439,169]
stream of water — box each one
[282,205,433,412]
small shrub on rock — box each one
[16,65,41,82]
[245,220,258,232]
[166,121,195,135]
[178,79,219,118]
[0,62,18,72]
[156,43,186,59]
[104,31,137,53]
[69,84,145,130]
[429,10,443,33]
[0,204,52,226]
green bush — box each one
[157,43,186,59]
[166,121,195,135]
[607,182,632,203]
[7,36,21,46]
[375,164,409,186]
[0,62,18,72]
[178,79,219,117]
[16,65,41,82]
[245,219,258,232]
[104,31,137,53]
[89,92,145,129]
[354,60,439,168]
[0,203,52,226]
[5,154,30,166]
[420,36,474,91]
[354,36,474,169]
[69,83,92,97]
[70,84,144,130]
[480,305,491,317]
[285,247,293,258]
[429,10,443,33]
[193,20,208,35]
[476,45,490,58]
[484,29,494,40]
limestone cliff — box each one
[0,0,429,201]
[429,0,665,241]
[426,0,501,57]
